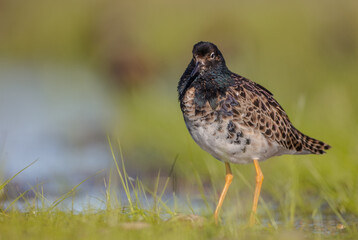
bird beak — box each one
[190,61,201,77]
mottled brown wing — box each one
[220,75,330,154]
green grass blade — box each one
[49,170,103,210]
[0,160,37,191]
[4,189,30,211]
[107,135,134,212]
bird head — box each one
[190,41,226,77]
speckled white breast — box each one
[184,115,288,164]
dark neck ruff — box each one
[178,63,234,110]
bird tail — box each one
[295,129,331,154]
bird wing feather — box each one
[221,74,329,153]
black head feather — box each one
[193,42,223,58]
[178,42,233,109]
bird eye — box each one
[210,52,215,59]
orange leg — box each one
[214,162,233,225]
[249,159,264,226]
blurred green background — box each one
[0,0,358,218]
